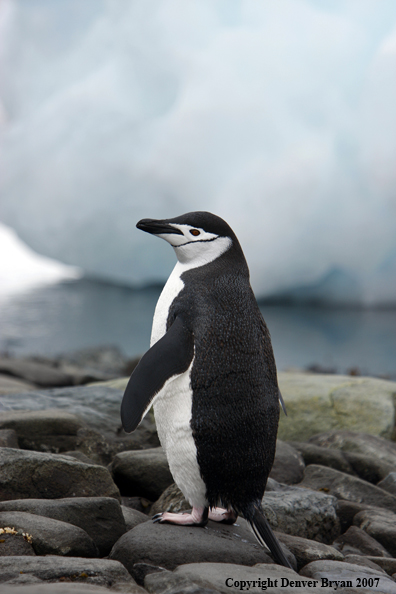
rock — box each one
[0,409,86,453]
[0,428,19,448]
[299,465,396,513]
[131,563,167,586]
[308,430,396,467]
[0,530,35,556]
[109,517,282,572]
[354,508,396,557]
[365,557,396,577]
[150,484,190,517]
[0,448,120,501]
[342,451,395,484]
[0,585,127,594]
[289,441,354,474]
[269,440,305,485]
[378,472,396,496]
[0,556,140,591]
[0,497,126,556]
[275,532,344,571]
[122,506,150,532]
[111,448,173,500]
[74,427,115,465]
[332,525,392,557]
[277,373,396,441]
[0,357,75,387]
[174,563,323,594]
[63,451,96,464]
[0,373,37,395]
[335,500,378,532]
[300,560,396,594]
[122,496,153,515]
[144,570,218,593]
[343,554,388,573]
[0,511,98,557]
[261,481,340,543]
[57,346,129,377]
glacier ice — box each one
[0,0,396,304]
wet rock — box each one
[0,497,126,556]
[289,441,354,474]
[299,465,396,512]
[0,556,140,591]
[354,508,396,557]
[0,448,120,501]
[308,430,396,467]
[277,373,396,441]
[269,440,305,485]
[275,532,344,571]
[365,557,396,576]
[261,481,340,543]
[0,373,37,395]
[122,506,150,532]
[111,448,173,500]
[0,428,19,448]
[0,409,86,453]
[174,563,323,594]
[109,517,279,572]
[300,559,395,594]
[378,472,396,496]
[0,511,98,557]
[332,525,392,558]
[341,451,395,484]
[0,530,35,556]
[144,570,218,594]
[0,357,74,387]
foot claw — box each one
[152,513,163,520]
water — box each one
[0,277,395,379]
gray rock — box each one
[121,496,153,515]
[309,430,396,467]
[289,441,354,474]
[0,497,126,556]
[0,556,140,591]
[365,557,396,577]
[0,448,120,501]
[0,428,19,448]
[269,440,305,485]
[332,525,392,558]
[111,448,173,500]
[277,373,396,441]
[0,586,126,594]
[131,563,167,586]
[354,508,396,557]
[109,517,277,572]
[63,450,96,464]
[175,563,323,594]
[150,483,190,517]
[335,500,379,532]
[0,373,37,395]
[144,570,218,593]
[378,472,396,496]
[0,357,74,387]
[0,409,86,452]
[261,481,340,543]
[300,560,396,594]
[299,464,396,512]
[0,511,98,557]
[0,531,35,556]
[342,451,395,484]
[122,506,150,532]
[343,555,388,573]
[275,532,344,570]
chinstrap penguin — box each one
[121,211,291,568]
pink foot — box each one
[152,506,208,526]
[208,507,238,524]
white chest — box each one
[150,262,185,346]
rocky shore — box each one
[0,350,396,593]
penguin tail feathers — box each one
[246,503,293,569]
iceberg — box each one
[1,0,396,304]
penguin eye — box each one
[190,229,200,237]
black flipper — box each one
[246,503,294,569]
[121,316,194,432]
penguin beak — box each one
[137,219,183,236]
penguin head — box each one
[137,211,243,268]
